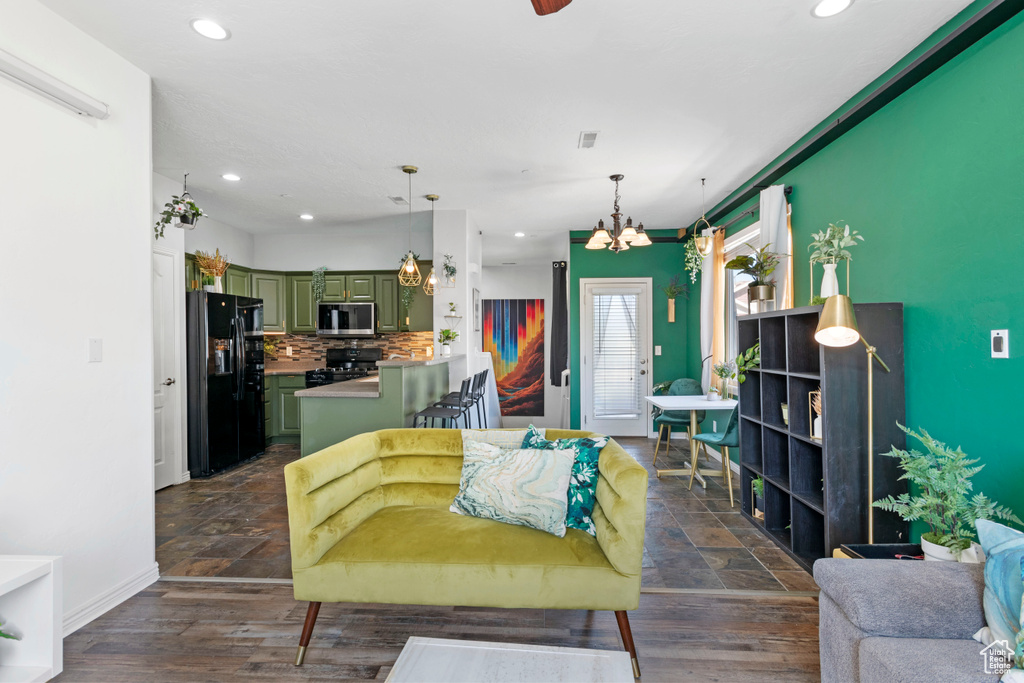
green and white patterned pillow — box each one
[451,440,575,537]
[522,424,608,536]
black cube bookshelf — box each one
[738,303,908,570]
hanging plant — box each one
[683,238,703,283]
[311,266,328,303]
[442,253,457,284]
[154,194,206,240]
[400,285,416,313]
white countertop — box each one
[645,395,738,410]
[295,375,381,398]
[376,355,460,368]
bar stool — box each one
[413,377,472,428]
[474,369,489,428]
[435,374,479,427]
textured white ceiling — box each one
[39,0,972,264]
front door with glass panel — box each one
[580,279,652,436]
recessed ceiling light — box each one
[221,173,241,181]
[811,0,853,18]
[514,232,526,237]
[190,19,230,40]
[299,214,314,220]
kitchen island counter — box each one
[376,354,464,368]
[297,361,449,456]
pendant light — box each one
[398,165,422,287]
[423,194,440,295]
[692,178,714,257]
[584,174,650,253]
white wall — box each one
[480,265,561,428]
[252,213,431,271]
[0,0,157,632]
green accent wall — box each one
[690,11,1024,518]
[569,232,691,431]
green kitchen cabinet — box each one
[287,275,316,333]
[323,276,346,302]
[277,375,304,436]
[184,255,201,291]
[376,275,400,333]
[250,271,287,332]
[224,266,251,296]
[323,274,375,302]
[404,279,434,332]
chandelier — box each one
[585,174,651,252]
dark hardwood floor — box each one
[55,581,821,682]
[155,435,818,592]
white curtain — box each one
[700,251,713,391]
[759,185,791,309]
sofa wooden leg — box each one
[614,610,640,678]
[295,601,321,666]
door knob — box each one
[163,378,176,386]
[640,369,647,375]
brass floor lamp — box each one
[814,294,890,544]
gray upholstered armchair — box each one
[814,558,995,682]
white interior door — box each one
[580,278,652,436]
[153,247,182,490]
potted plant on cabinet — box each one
[660,274,687,323]
[725,243,781,310]
[194,249,230,293]
[873,425,1022,562]
[437,328,459,356]
[752,477,765,520]
[808,222,863,304]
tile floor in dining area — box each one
[155,436,818,592]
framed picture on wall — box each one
[473,288,481,331]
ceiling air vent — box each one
[389,196,408,205]
[578,131,599,149]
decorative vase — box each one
[812,415,822,440]
[820,263,840,298]
[668,298,676,323]
[721,378,730,399]
[441,344,451,357]
[214,275,224,294]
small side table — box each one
[644,395,738,485]
[0,556,63,682]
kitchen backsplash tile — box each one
[265,332,434,364]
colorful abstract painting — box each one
[482,299,545,416]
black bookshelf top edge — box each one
[737,302,904,321]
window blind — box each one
[591,293,641,419]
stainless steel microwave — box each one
[316,302,377,337]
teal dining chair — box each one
[652,378,705,468]
[690,407,739,507]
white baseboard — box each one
[63,562,159,636]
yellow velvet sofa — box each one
[284,428,648,677]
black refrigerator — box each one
[186,291,265,477]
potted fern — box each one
[873,425,1022,562]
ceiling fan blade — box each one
[531,0,572,16]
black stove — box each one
[305,347,382,388]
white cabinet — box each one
[0,556,62,682]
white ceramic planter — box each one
[921,537,985,563]
[820,263,840,298]
[441,344,451,357]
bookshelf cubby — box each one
[738,303,908,570]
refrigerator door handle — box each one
[235,315,246,401]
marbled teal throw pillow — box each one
[522,424,609,536]
[974,519,1024,650]
[451,440,574,537]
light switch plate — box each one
[992,330,1009,358]
[655,345,662,356]
[88,338,103,363]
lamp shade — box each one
[594,220,612,244]
[815,295,860,347]
[630,225,652,247]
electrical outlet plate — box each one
[992,330,1009,358]
[88,338,102,363]
[655,345,662,356]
